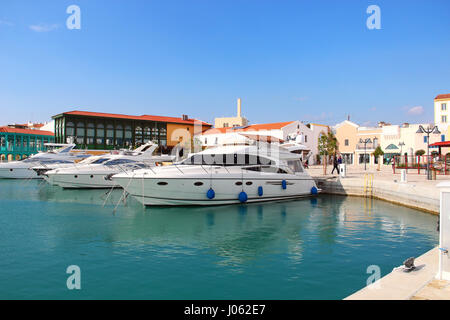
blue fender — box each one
[239,191,248,203]
[206,188,215,199]
[258,186,263,197]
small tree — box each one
[318,132,338,175]
[372,146,384,171]
[415,149,425,156]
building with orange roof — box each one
[51,110,212,151]
[196,120,330,165]
[0,126,55,161]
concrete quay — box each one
[307,165,444,214]
[345,247,449,300]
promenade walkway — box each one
[307,164,445,214]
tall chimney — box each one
[237,98,242,117]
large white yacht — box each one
[0,144,90,179]
[44,142,174,189]
[111,137,319,206]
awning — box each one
[430,141,450,148]
[385,144,399,150]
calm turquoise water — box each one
[0,180,438,299]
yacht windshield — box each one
[91,158,110,164]
[287,160,304,173]
[36,159,74,164]
[104,159,137,166]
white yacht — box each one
[44,142,174,189]
[111,137,319,206]
[0,144,90,179]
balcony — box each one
[356,142,378,150]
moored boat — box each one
[112,136,319,206]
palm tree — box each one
[318,131,338,175]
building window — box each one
[135,126,143,145]
[373,138,378,148]
[76,122,85,145]
[159,125,167,146]
[15,136,22,148]
[442,115,447,123]
[424,136,428,143]
[205,138,208,145]
[143,127,151,143]
[304,135,308,143]
[442,103,447,111]
[115,124,123,147]
[0,137,5,148]
[151,125,159,142]
[96,123,105,145]
[359,154,370,164]
[215,137,218,144]
[223,123,229,128]
[7,136,14,151]
[342,153,353,164]
[66,122,75,141]
[345,139,349,146]
[29,137,35,149]
[124,125,132,147]
[87,123,95,145]
[36,138,42,150]
[442,135,446,142]
[106,124,114,146]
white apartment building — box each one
[196,120,329,165]
[435,94,450,128]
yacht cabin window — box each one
[182,154,274,166]
[287,160,303,173]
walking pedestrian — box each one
[331,155,339,174]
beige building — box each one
[335,119,445,166]
[214,98,249,128]
[334,120,382,166]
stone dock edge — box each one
[313,176,440,215]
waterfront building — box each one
[51,111,212,151]
[435,94,450,128]
[214,98,249,128]
[0,126,55,161]
[334,120,382,166]
[434,94,450,147]
[335,120,444,166]
[380,123,443,160]
[196,120,329,165]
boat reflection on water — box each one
[35,182,334,267]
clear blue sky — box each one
[0,0,449,127]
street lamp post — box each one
[416,125,441,180]
[359,138,372,171]
[398,141,405,168]
[399,142,405,156]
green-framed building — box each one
[52,110,212,151]
[0,126,55,161]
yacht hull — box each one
[113,176,317,206]
[0,167,39,179]
[46,172,117,189]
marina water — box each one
[0,180,438,299]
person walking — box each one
[331,155,339,174]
